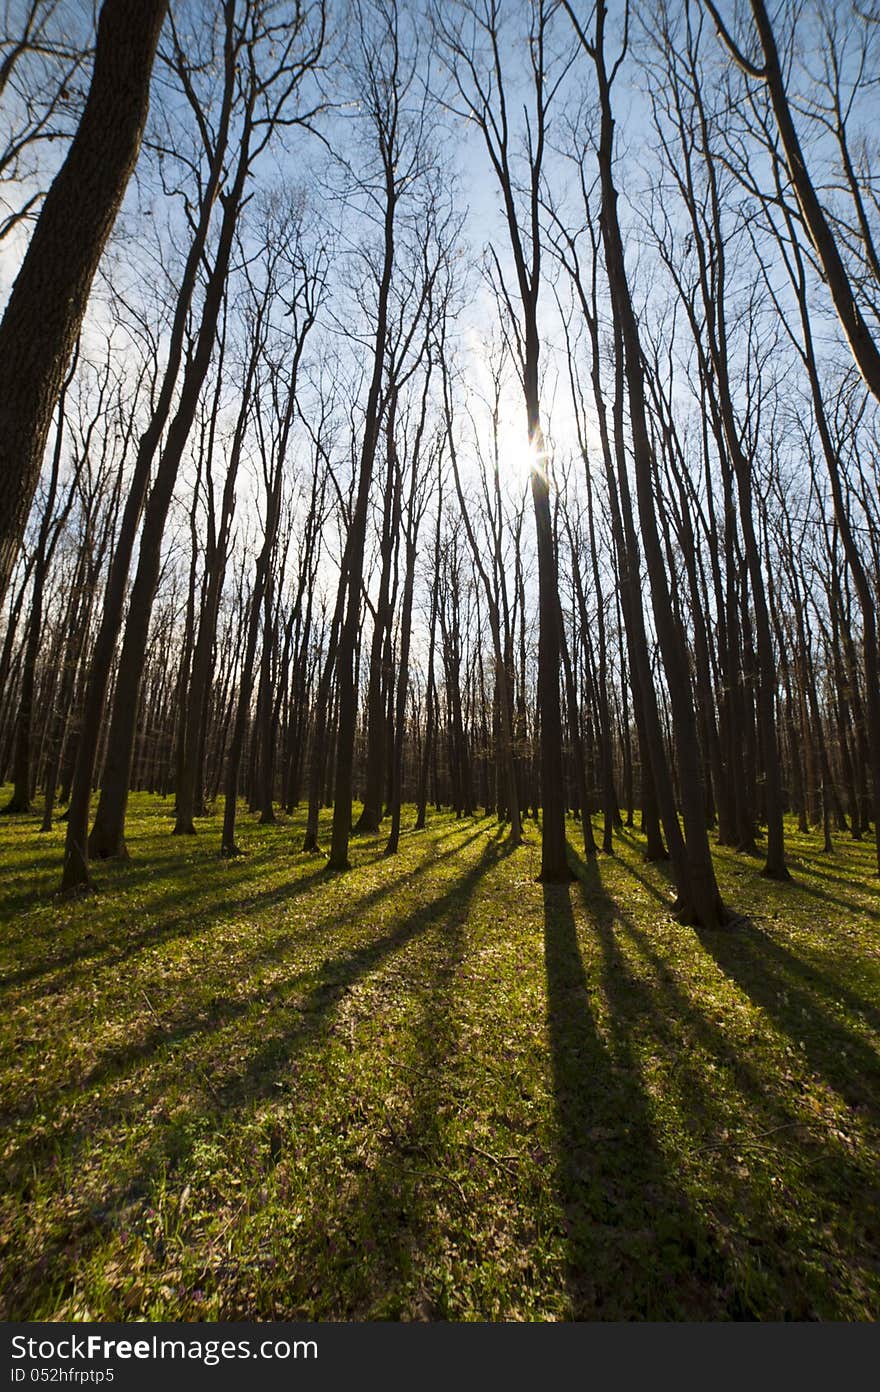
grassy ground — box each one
[0,790,878,1321]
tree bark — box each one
[0,0,167,609]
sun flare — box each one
[498,428,544,489]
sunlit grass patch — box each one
[1,792,878,1319]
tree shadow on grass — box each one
[614,911,880,1315]
[208,836,504,1117]
[0,810,290,923]
[0,860,333,994]
[613,824,678,875]
[695,918,880,1116]
[554,852,880,1318]
[222,847,514,1317]
[1,825,490,1144]
[724,917,880,1038]
[780,873,880,925]
[322,836,520,1320]
[611,848,674,908]
[787,847,880,890]
[1,822,487,999]
[542,867,732,1319]
[0,831,506,1318]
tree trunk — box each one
[87,112,253,863]
[591,4,728,928]
[0,0,167,609]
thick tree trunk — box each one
[220,559,270,858]
[303,542,350,853]
[0,0,167,609]
[256,582,278,825]
[414,516,441,832]
[529,401,573,882]
[558,591,596,861]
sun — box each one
[497,425,542,490]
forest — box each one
[0,0,879,1322]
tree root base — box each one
[760,864,793,882]
[59,878,96,899]
[536,866,577,885]
[88,839,129,862]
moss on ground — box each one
[1,791,878,1319]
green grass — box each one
[1,790,878,1320]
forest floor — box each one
[0,791,878,1321]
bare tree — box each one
[704,0,880,404]
[563,0,730,927]
[433,0,576,880]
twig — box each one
[465,1142,520,1177]
[140,987,221,1102]
[692,1121,808,1156]
[198,1198,249,1278]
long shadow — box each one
[542,872,731,1318]
[0,800,475,931]
[211,835,508,1115]
[612,832,879,932]
[0,825,283,939]
[608,910,880,1316]
[248,850,498,1317]
[1,826,493,1140]
[600,852,880,1152]
[0,861,333,994]
[0,822,284,924]
[567,854,880,1318]
[727,919,880,1038]
[788,851,880,891]
[146,821,485,924]
[782,874,880,924]
[612,850,674,908]
[696,919,880,1115]
[609,901,876,1150]
[1,823,487,998]
[1,836,504,1318]
[329,836,518,1318]
[613,825,677,874]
